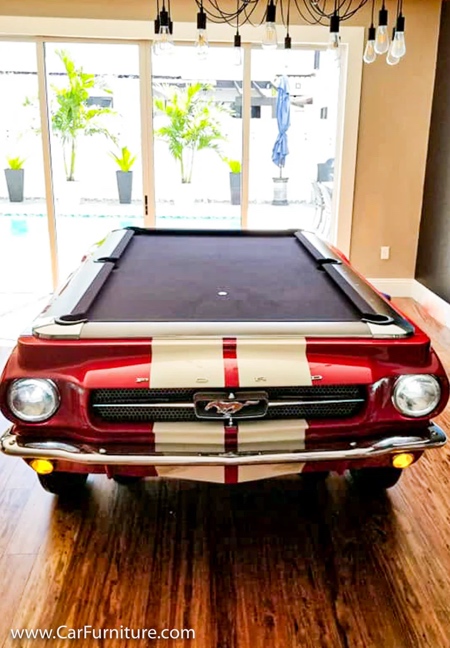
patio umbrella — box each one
[272,75,291,177]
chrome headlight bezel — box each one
[7,378,60,423]
[392,374,441,418]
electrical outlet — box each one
[380,246,390,260]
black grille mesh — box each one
[90,386,366,423]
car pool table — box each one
[0,227,448,495]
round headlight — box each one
[7,379,60,422]
[392,375,441,418]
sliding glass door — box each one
[0,42,52,303]
[248,47,340,235]
[0,35,346,303]
[44,42,144,281]
[152,45,243,229]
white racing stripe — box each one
[237,463,306,482]
[156,466,226,483]
[238,419,307,452]
[153,421,225,453]
[156,464,305,483]
[150,338,224,388]
[154,421,226,482]
[150,335,312,483]
[236,337,312,387]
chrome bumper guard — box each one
[0,424,446,467]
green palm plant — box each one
[154,83,226,184]
[51,49,115,182]
[6,157,26,170]
[110,146,137,172]
[223,158,241,174]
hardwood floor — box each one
[1,298,450,647]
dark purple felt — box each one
[86,233,362,322]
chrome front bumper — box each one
[0,424,446,467]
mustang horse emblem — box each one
[205,400,259,416]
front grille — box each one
[90,386,366,423]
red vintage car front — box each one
[0,326,448,495]
[0,228,448,496]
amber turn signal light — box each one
[392,453,415,469]
[30,459,54,475]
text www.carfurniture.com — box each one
[10,626,195,641]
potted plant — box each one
[224,158,241,205]
[110,146,137,204]
[51,49,115,203]
[4,157,25,203]
[154,83,225,202]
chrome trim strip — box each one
[34,321,373,340]
[1,424,445,467]
[92,402,196,409]
[268,398,365,407]
[91,398,365,409]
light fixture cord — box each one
[192,0,388,29]
[370,0,374,26]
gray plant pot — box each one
[5,168,24,203]
[116,170,133,204]
[229,172,241,205]
[272,177,289,206]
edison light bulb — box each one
[386,27,400,66]
[375,25,389,54]
[196,8,208,60]
[328,12,340,52]
[391,15,406,59]
[153,9,174,56]
[363,25,376,64]
[159,25,174,55]
[390,31,406,59]
[233,33,242,66]
[196,29,209,59]
[262,22,277,49]
[386,47,400,66]
[329,32,340,49]
[262,0,277,50]
[375,5,389,55]
[363,39,376,64]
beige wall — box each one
[0,0,442,277]
[351,0,441,278]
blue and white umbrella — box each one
[271,75,291,175]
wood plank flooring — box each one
[1,298,450,647]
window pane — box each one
[248,48,340,237]
[0,42,52,303]
[152,46,242,229]
[45,43,143,280]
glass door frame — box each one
[0,20,364,291]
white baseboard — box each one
[369,277,450,329]
[410,280,450,328]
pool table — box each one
[0,227,448,495]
